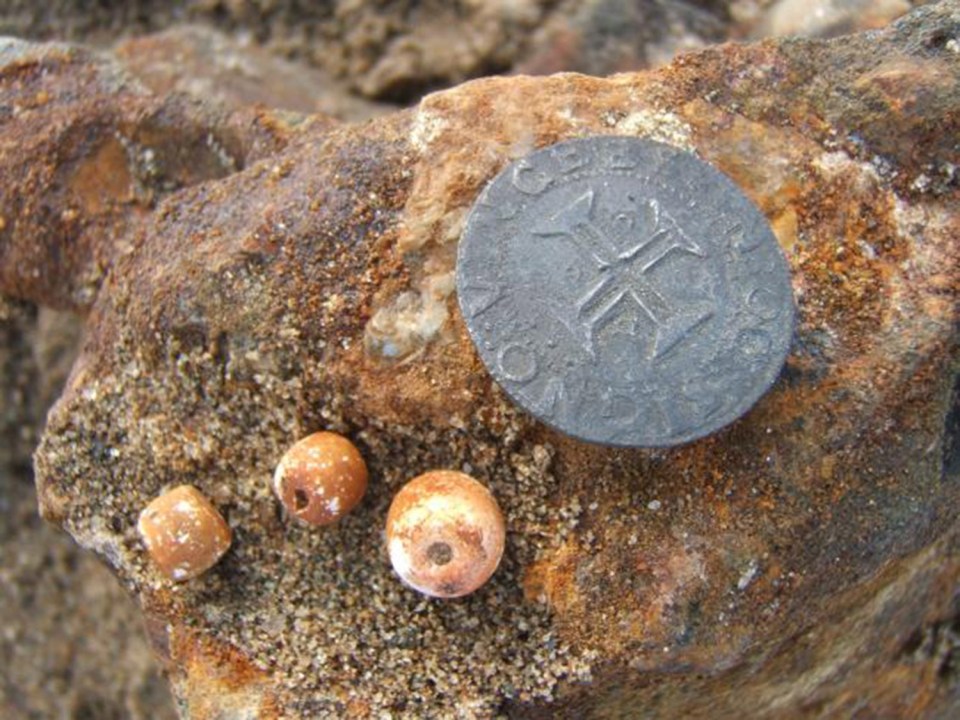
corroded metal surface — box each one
[458,137,794,447]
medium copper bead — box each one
[137,484,232,582]
[386,470,505,599]
[273,431,368,525]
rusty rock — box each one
[2,2,958,717]
[0,38,327,311]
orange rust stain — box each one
[341,331,480,428]
[771,205,800,255]
[171,626,282,720]
[820,454,837,482]
[523,539,582,614]
[67,136,133,214]
[684,100,810,209]
[854,58,954,113]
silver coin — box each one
[456,136,794,447]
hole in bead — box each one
[426,541,453,566]
[293,488,309,511]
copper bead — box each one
[386,470,505,598]
[273,431,368,525]
[137,484,232,582]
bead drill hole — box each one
[293,488,309,511]
[426,542,453,566]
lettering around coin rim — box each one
[456,136,795,448]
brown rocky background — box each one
[1,0,957,718]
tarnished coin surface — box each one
[457,136,794,447]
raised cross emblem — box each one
[534,189,715,360]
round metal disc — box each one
[456,136,795,447]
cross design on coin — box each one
[533,188,714,360]
[457,136,795,447]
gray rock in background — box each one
[0,303,177,719]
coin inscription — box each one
[457,136,795,447]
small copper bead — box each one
[137,485,231,582]
[273,431,368,525]
[386,470,505,599]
